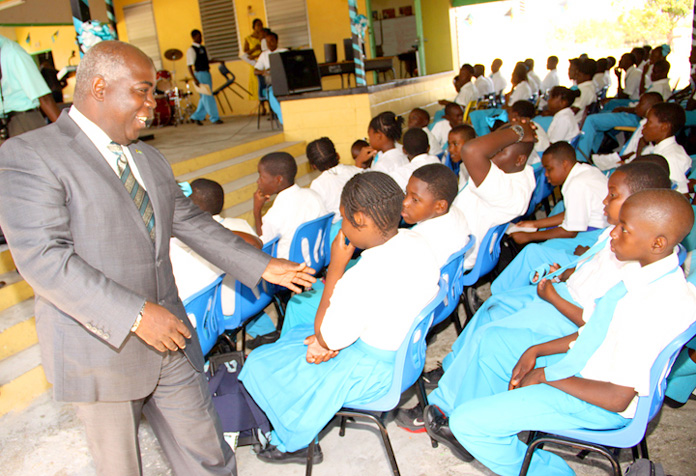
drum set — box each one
[152,48,197,127]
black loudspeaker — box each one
[324,43,337,63]
[343,38,354,61]
[269,49,323,96]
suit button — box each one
[159,300,165,305]
[156,259,162,267]
[103,333,110,340]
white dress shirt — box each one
[412,207,471,269]
[392,153,441,191]
[371,147,409,178]
[643,136,691,193]
[310,164,361,223]
[547,107,580,143]
[647,78,671,100]
[623,65,642,100]
[541,69,560,94]
[431,119,453,149]
[454,81,478,107]
[527,70,542,93]
[474,75,494,98]
[260,184,327,260]
[572,81,597,123]
[320,229,439,351]
[592,119,645,171]
[508,81,533,106]
[559,163,609,232]
[423,126,443,157]
[254,47,288,73]
[490,71,507,94]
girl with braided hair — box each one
[240,171,440,464]
[355,111,408,179]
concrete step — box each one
[0,344,50,417]
[0,272,33,314]
[0,245,15,274]
[0,300,36,361]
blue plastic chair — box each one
[520,319,696,476]
[305,279,449,476]
[288,212,335,272]
[519,165,554,220]
[431,236,476,333]
[184,275,224,357]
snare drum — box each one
[152,95,172,126]
[155,70,173,92]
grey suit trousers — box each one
[74,350,236,476]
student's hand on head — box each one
[517,119,538,143]
[262,258,316,293]
[509,347,538,390]
[330,229,355,270]
[574,245,590,256]
[536,278,559,302]
[355,147,377,169]
[304,334,339,364]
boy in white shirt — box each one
[452,122,536,268]
[253,152,327,259]
[546,86,580,143]
[253,31,287,90]
[473,64,494,99]
[392,128,440,191]
[489,58,507,94]
[615,52,642,101]
[645,59,671,100]
[508,100,550,163]
[524,58,542,94]
[510,142,608,247]
[540,56,560,95]
[408,108,443,157]
[425,190,696,475]
[447,124,477,187]
[431,103,464,148]
[401,163,471,268]
[453,64,479,107]
[571,59,598,124]
[306,137,361,224]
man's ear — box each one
[651,235,668,254]
[91,76,106,102]
[433,199,448,216]
[514,153,528,167]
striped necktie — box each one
[107,142,156,242]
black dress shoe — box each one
[194,120,204,126]
[246,330,281,350]
[424,405,474,462]
[211,119,224,125]
[257,444,323,464]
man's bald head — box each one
[74,41,154,106]
[623,189,694,246]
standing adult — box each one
[0,34,60,139]
[187,29,222,125]
[0,41,315,476]
[242,18,265,65]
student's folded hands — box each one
[304,334,339,364]
[509,347,538,390]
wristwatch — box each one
[510,124,525,143]
[131,303,146,332]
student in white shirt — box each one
[306,137,361,224]
[354,111,409,179]
[507,100,550,163]
[546,86,581,143]
[408,108,444,157]
[393,128,441,191]
[402,163,471,268]
[593,58,610,92]
[506,62,533,107]
[473,64,494,99]
[254,31,287,102]
[489,58,507,94]
[510,142,608,247]
[637,102,691,193]
[639,45,669,97]
[524,58,542,94]
[431,103,464,149]
[571,59,598,124]
[253,152,327,259]
[453,64,478,107]
[540,55,560,95]
[431,190,696,475]
[447,124,477,187]
[615,52,642,101]
[452,122,536,268]
[645,59,671,100]
[240,171,440,463]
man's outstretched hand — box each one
[262,258,316,293]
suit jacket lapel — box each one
[127,143,164,254]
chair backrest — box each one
[352,278,448,412]
[431,235,476,327]
[550,319,696,448]
[463,100,477,124]
[569,132,582,149]
[461,222,509,286]
[183,275,224,356]
[221,236,280,330]
[288,213,335,271]
[268,86,283,125]
[218,62,234,80]
[524,165,554,217]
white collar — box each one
[68,105,117,150]
[653,135,677,150]
[622,252,679,293]
[192,42,201,47]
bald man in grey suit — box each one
[0,41,315,476]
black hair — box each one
[622,157,671,188]
[640,91,664,107]
[653,59,670,76]
[412,164,458,208]
[510,100,536,119]
[543,141,576,164]
[597,58,608,72]
[473,64,485,76]
[548,55,559,65]
[607,56,616,68]
[631,47,645,63]
[622,52,636,66]
[340,171,403,237]
[524,58,535,69]
[577,58,598,77]
[460,63,474,75]
[190,178,224,215]
[266,31,278,42]
[259,151,297,184]
[252,18,263,28]
[513,62,528,82]
[191,29,201,38]
[450,124,476,141]
[444,102,463,117]
[351,139,369,153]
[368,111,404,142]
[549,86,580,106]
[411,107,430,123]
[306,137,339,172]
[649,102,685,135]
[403,128,429,157]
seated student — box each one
[588,92,663,170]
[395,163,672,432]
[489,58,507,95]
[424,189,696,476]
[239,172,440,463]
[567,58,579,89]
[446,124,477,185]
[524,58,542,95]
[508,100,550,163]
[355,111,408,178]
[491,161,669,295]
[431,102,464,149]
[644,59,671,100]
[546,86,581,143]
[408,107,443,157]
[451,121,536,268]
[401,163,471,267]
[505,62,533,107]
[637,101,690,193]
[509,142,608,247]
[453,64,479,107]
[253,152,327,260]
[540,55,560,96]
[639,45,670,97]
[253,31,287,98]
[571,58,598,124]
[307,137,361,224]
[351,139,371,169]
[392,128,440,191]
[592,58,609,92]
[473,64,494,99]
[171,178,262,320]
[614,52,642,101]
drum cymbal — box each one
[164,48,183,61]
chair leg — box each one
[338,410,400,476]
[222,90,233,113]
[451,306,463,335]
[520,436,622,476]
[639,437,649,460]
[416,376,438,448]
[305,440,315,476]
[339,415,347,437]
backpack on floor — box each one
[206,351,271,452]
[624,459,666,476]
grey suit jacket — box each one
[0,111,270,402]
